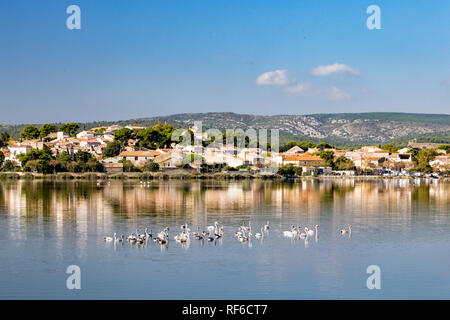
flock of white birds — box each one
[104,221,352,246]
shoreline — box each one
[0,172,448,181]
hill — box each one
[1,112,450,146]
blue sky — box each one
[0,0,449,124]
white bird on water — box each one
[207,222,219,233]
[104,232,116,242]
[283,226,297,238]
[299,226,307,239]
[215,227,224,239]
[304,227,314,236]
[240,221,251,233]
[340,225,352,235]
[174,231,189,243]
[238,232,249,242]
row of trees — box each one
[0,148,162,174]
[15,148,103,174]
[410,149,438,173]
[103,123,176,158]
[120,159,160,173]
[20,123,80,140]
[318,150,356,171]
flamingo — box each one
[283,226,298,238]
[341,225,352,235]
[104,232,116,242]
[255,227,263,239]
[305,227,314,236]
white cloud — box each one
[311,63,360,76]
[328,87,352,101]
[283,83,320,96]
[255,69,293,86]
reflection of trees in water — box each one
[0,180,102,217]
[411,184,431,203]
[0,180,448,221]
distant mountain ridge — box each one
[137,112,450,145]
[1,112,450,145]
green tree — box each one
[334,156,356,170]
[18,149,53,173]
[236,165,250,172]
[66,161,81,173]
[383,144,399,153]
[182,154,205,165]
[438,144,450,154]
[74,151,92,163]
[319,150,335,168]
[72,151,103,172]
[114,128,133,145]
[94,128,106,134]
[200,163,215,173]
[0,151,4,168]
[20,125,40,140]
[119,160,141,172]
[407,148,419,157]
[176,129,195,146]
[223,166,238,172]
[2,160,16,172]
[277,164,299,176]
[0,132,10,147]
[49,159,66,173]
[39,124,58,138]
[18,149,52,166]
[51,151,74,172]
[84,159,103,172]
[23,159,51,173]
[317,142,334,150]
[103,141,122,158]
[60,123,80,136]
[297,141,316,151]
[56,151,73,163]
[413,149,438,172]
[136,123,175,149]
[143,160,160,172]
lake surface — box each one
[0,179,449,299]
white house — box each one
[8,144,32,162]
[119,150,162,166]
[76,131,96,139]
[284,146,305,154]
[430,156,450,172]
[55,131,70,141]
[154,150,183,168]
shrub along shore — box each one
[0,172,448,181]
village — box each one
[0,122,449,178]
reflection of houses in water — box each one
[0,180,449,241]
[0,182,114,252]
[429,181,449,203]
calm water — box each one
[0,179,449,299]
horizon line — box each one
[1,110,450,127]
